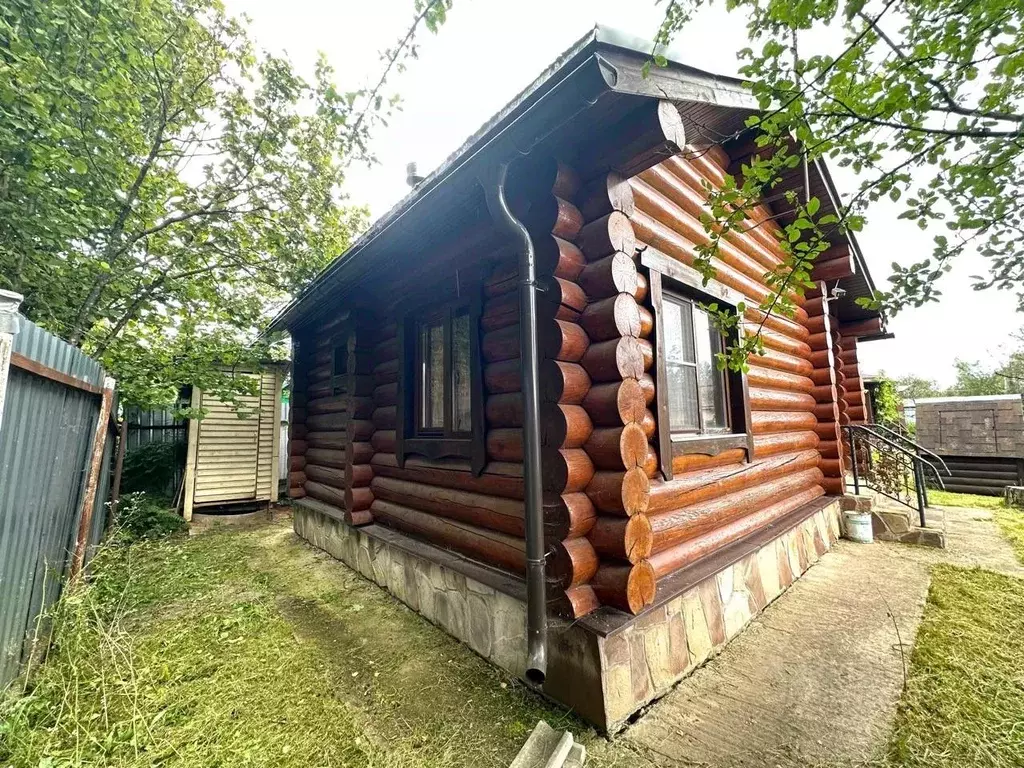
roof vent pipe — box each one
[406,162,425,188]
[483,162,547,686]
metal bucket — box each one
[843,511,874,543]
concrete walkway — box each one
[929,504,1024,577]
[589,503,1023,768]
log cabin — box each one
[268,26,890,731]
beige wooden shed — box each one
[182,367,284,520]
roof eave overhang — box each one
[268,25,886,337]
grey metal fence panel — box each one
[0,315,110,688]
[123,405,186,498]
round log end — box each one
[621,422,650,469]
[622,466,651,516]
[624,514,654,563]
[615,337,649,380]
[618,377,649,424]
[550,537,599,589]
[627,560,657,614]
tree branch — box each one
[858,9,1024,125]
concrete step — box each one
[510,721,586,768]
[839,489,946,548]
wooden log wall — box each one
[803,285,847,494]
[585,146,830,608]
[288,335,308,500]
[567,171,659,616]
[506,162,605,620]
[366,267,536,585]
[838,335,867,424]
[353,162,605,620]
[289,138,849,622]
[291,313,378,526]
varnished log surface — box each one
[286,151,852,617]
[648,449,821,516]
[371,453,524,499]
[371,499,527,575]
[648,467,824,552]
[371,476,527,537]
[649,484,825,576]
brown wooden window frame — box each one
[396,290,486,475]
[644,248,754,481]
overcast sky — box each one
[225,0,1021,387]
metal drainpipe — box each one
[485,163,548,685]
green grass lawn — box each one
[878,486,1024,767]
[6,510,1024,768]
[882,565,1024,768]
[0,517,576,767]
[926,488,1007,510]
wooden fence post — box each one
[0,290,24,435]
[108,417,129,525]
[70,376,117,578]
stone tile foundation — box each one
[294,498,843,732]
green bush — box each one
[121,440,186,498]
[114,492,186,541]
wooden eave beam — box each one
[574,100,686,181]
[839,317,885,338]
[810,243,855,282]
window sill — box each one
[402,437,474,464]
[671,433,751,458]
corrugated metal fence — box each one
[0,314,114,688]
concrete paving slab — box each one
[590,539,934,767]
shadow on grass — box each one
[0,518,585,768]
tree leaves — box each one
[0,0,374,409]
[645,0,1024,369]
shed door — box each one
[193,382,262,505]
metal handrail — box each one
[844,424,946,527]
[845,424,946,484]
[868,423,951,477]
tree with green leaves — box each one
[644,0,1024,367]
[0,0,450,408]
[893,374,942,399]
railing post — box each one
[0,290,24,436]
[914,461,927,527]
[848,427,860,495]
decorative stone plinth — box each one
[294,498,843,732]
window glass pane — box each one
[667,363,700,432]
[451,309,472,433]
[419,319,445,430]
[664,296,699,432]
[693,307,728,430]
[663,297,695,364]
